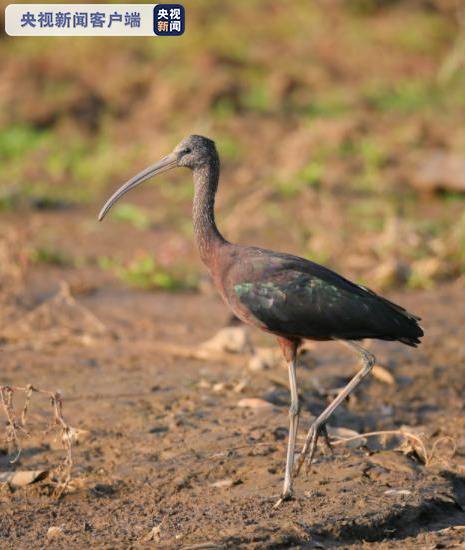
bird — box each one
[98,135,423,506]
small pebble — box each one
[237,398,273,409]
[211,478,235,488]
[46,526,64,540]
[384,489,412,496]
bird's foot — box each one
[321,424,334,456]
[304,422,332,473]
[273,488,293,508]
[295,421,331,477]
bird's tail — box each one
[378,295,424,347]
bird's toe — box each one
[273,489,293,508]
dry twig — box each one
[0,386,27,463]
[0,384,76,497]
[329,428,455,467]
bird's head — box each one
[173,135,217,169]
[98,135,217,221]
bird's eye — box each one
[184,147,192,154]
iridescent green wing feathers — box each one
[233,255,423,346]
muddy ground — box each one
[0,2,464,547]
[0,262,463,548]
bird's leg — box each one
[284,356,300,493]
[320,424,334,455]
[295,341,375,477]
[274,339,300,508]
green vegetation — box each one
[99,255,197,291]
[276,161,324,198]
[364,80,443,114]
[243,81,271,113]
[29,246,72,266]
[348,199,388,232]
[0,187,20,211]
[306,94,351,119]
[0,124,48,161]
[0,2,462,292]
[0,124,136,205]
[111,204,151,230]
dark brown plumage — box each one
[99,135,423,505]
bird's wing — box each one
[232,255,422,344]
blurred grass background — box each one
[0,0,464,295]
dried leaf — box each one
[237,398,273,410]
[327,426,366,448]
[233,379,248,393]
[372,364,395,385]
[399,425,430,464]
[0,469,48,487]
[64,477,87,493]
[248,347,279,371]
[211,478,235,488]
[197,379,211,389]
[141,523,162,543]
[200,326,251,354]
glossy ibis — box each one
[98,135,423,505]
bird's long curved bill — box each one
[98,153,177,221]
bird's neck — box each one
[192,161,227,265]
